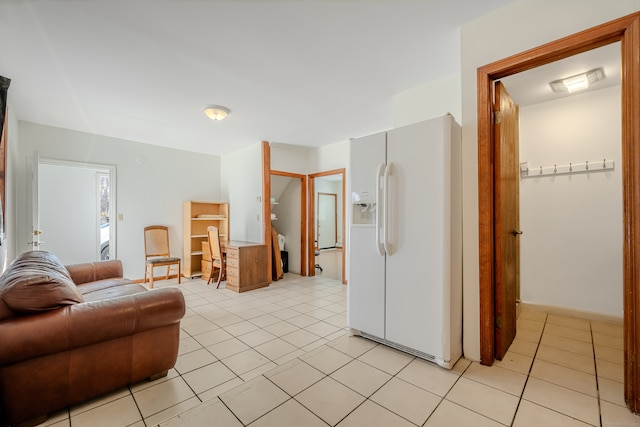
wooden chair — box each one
[206,225,225,288]
[144,225,181,288]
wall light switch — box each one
[117,214,124,221]
[256,214,260,221]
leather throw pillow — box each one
[0,250,83,315]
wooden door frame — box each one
[270,169,308,276]
[262,141,272,283]
[477,12,640,411]
[308,169,346,284]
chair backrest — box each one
[144,225,171,259]
[207,226,222,260]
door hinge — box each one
[496,314,502,329]
[494,111,502,124]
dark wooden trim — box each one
[271,169,308,276]
[261,141,272,283]
[477,11,640,412]
[308,178,316,276]
[622,13,640,413]
[478,65,495,365]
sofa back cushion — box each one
[0,251,83,319]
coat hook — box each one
[603,158,607,168]
[539,165,543,174]
[586,160,589,171]
[554,164,557,173]
[569,162,573,172]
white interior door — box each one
[317,193,336,249]
[36,158,116,264]
[30,151,41,250]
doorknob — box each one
[512,230,523,236]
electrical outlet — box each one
[256,214,260,221]
[117,214,124,221]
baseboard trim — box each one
[520,301,622,324]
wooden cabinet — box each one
[224,241,269,293]
[183,201,229,278]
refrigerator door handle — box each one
[375,162,386,256]
[383,162,392,255]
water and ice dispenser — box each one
[351,191,376,225]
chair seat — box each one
[147,257,181,265]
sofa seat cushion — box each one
[76,278,135,295]
[0,251,83,318]
[81,283,149,303]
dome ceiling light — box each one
[204,105,230,121]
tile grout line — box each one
[508,312,548,427]
[591,320,604,427]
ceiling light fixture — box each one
[549,68,605,93]
[203,105,230,121]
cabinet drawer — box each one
[226,267,239,278]
[227,275,239,287]
[226,257,239,268]
[226,247,239,259]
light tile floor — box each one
[15,274,640,427]
[314,249,342,282]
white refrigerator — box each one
[348,114,462,369]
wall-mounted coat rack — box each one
[520,159,614,179]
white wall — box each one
[221,143,263,243]
[311,141,349,174]
[272,179,302,273]
[393,72,462,127]
[270,143,311,174]
[520,85,622,317]
[460,0,640,362]
[16,122,221,279]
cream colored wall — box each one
[16,121,221,279]
[220,143,263,244]
[392,72,462,127]
[460,0,640,362]
[519,86,622,318]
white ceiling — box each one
[501,42,621,107]
[0,0,517,156]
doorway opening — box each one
[309,169,346,284]
[477,12,640,412]
[35,156,116,263]
[270,170,308,277]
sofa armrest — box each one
[0,288,185,365]
[65,259,124,285]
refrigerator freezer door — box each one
[348,132,386,338]
[384,116,451,359]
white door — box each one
[33,158,116,264]
[317,193,336,249]
[348,131,386,338]
[384,117,449,356]
[29,151,41,250]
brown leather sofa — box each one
[0,251,186,426]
